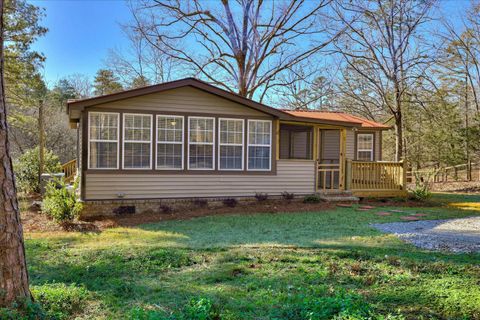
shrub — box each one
[254,192,268,202]
[282,191,295,201]
[303,194,322,204]
[31,283,90,320]
[223,198,238,208]
[0,299,46,320]
[14,146,62,194]
[192,198,208,208]
[409,169,435,201]
[42,178,83,224]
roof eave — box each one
[67,78,287,120]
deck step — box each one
[320,196,360,202]
[317,191,359,203]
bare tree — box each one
[130,0,344,102]
[332,0,436,161]
[276,67,337,110]
[0,0,31,306]
[106,25,174,88]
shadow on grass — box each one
[25,197,480,318]
[26,240,480,319]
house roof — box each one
[67,77,389,129]
[283,110,390,129]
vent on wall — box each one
[113,206,136,215]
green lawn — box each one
[23,193,480,319]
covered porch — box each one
[276,119,407,197]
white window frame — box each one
[357,133,374,161]
[122,113,153,170]
[187,116,216,170]
[247,119,272,171]
[218,118,244,171]
[87,111,120,170]
[155,115,184,170]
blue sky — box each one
[31,0,132,85]
[31,0,471,86]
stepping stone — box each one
[375,211,392,216]
[357,208,371,211]
[411,213,428,217]
[400,216,420,221]
[337,203,352,208]
[359,205,375,210]
[389,209,405,213]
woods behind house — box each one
[6,0,480,176]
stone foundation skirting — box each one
[79,196,266,219]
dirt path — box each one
[373,217,480,253]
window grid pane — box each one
[124,114,151,142]
[357,134,373,161]
[219,119,243,170]
[89,141,117,169]
[157,116,183,169]
[89,112,119,169]
[123,114,152,169]
[189,117,215,169]
[248,120,271,170]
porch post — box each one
[339,128,347,190]
[313,126,319,192]
[345,158,352,190]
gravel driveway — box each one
[373,217,480,253]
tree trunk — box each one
[394,112,403,162]
[38,99,45,185]
[0,0,31,306]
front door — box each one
[318,129,341,190]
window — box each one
[156,115,184,169]
[188,117,215,169]
[357,133,374,161]
[88,112,119,169]
[219,118,244,170]
[247,120,272,170]
[123,113,152,169]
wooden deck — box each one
[346,160,407,197]
[61,159,77,183]
[316,159,407,197]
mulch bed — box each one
[21,194,437,233]
[88,200,336,228]
[22,198,336,232]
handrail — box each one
[348,160,405,191]
[61,159,77,183]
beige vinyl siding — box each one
[346,130,382,161]
[375,131,382,160]
[91,86,266,117]
[346,129,355,160]
[84,160,315,200]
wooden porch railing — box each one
[346,160,406,196]
[61,159,77,183]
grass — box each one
[23,193,480,319]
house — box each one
[65,78,406,216]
